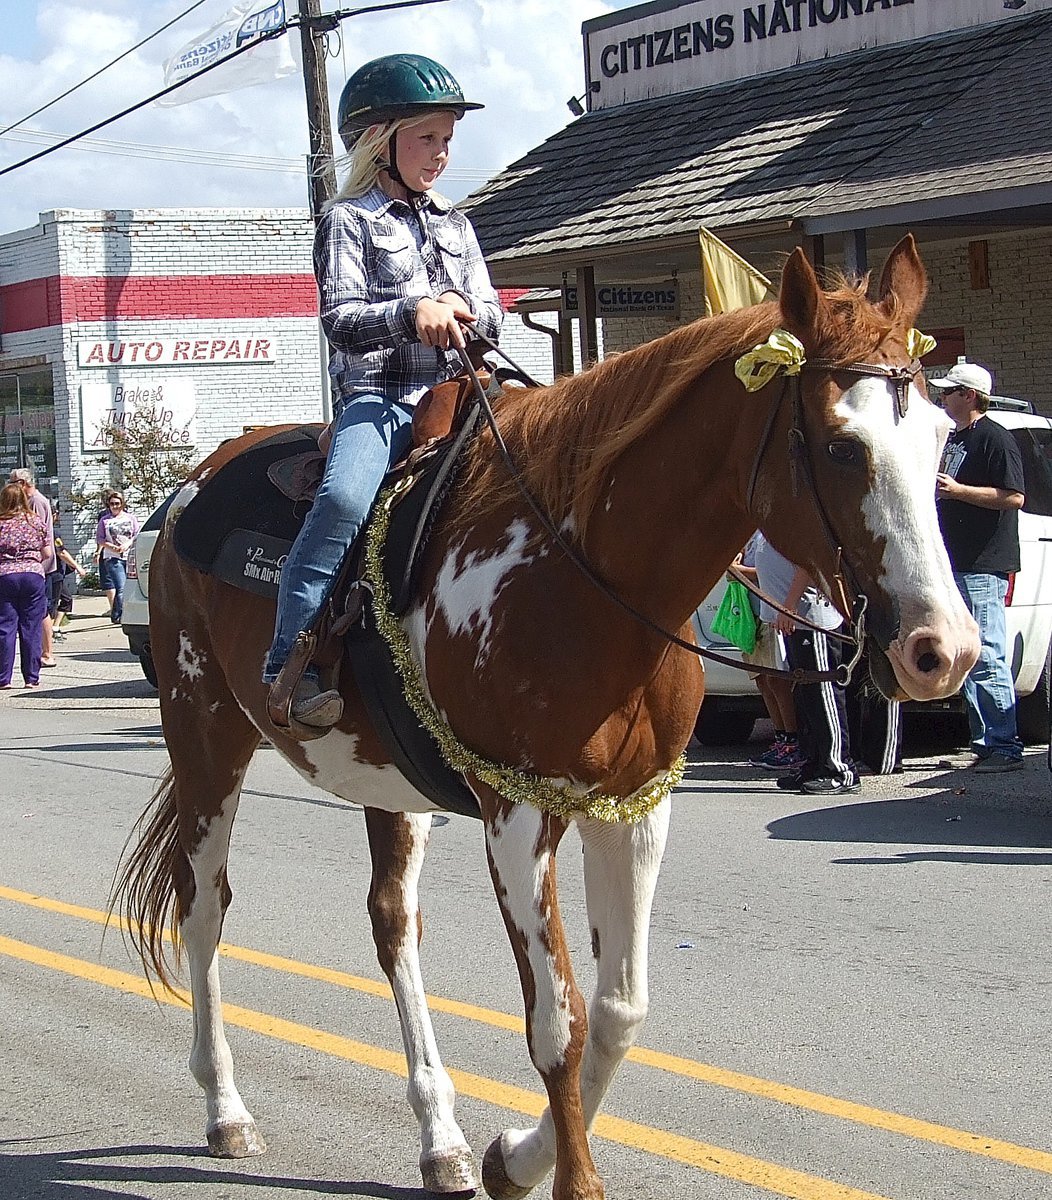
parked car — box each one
[121,497,172,688]
[690,400,1052,745]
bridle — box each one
[743,357,923,664]
[455,331,921,688]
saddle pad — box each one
[171,417,483,820]
[172,425,323,598]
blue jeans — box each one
[264,392,416,681]
[954,572,1023,760]
[100,557,127,622]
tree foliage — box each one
[68,405,196,524]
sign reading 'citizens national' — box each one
[562,282,680,317]
[583,0,1052,109]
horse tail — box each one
[108,765,189,995]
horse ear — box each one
[779,247,825,343]
[876,234,928,324]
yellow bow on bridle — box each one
[734,327,937,393]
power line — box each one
[0,0,212,140]
[0,125,498,180]
[0,0,453,182]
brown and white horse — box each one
[113,236,978,1200]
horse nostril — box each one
[916,651,940,673]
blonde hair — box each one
[333,111,456,202]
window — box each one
[0,370,57,496]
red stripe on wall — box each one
[1,274,319,333]
[498,287,528,310]
[0,278,56,333]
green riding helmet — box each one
[337,53,483,144]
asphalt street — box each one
[2,595,1052,1200]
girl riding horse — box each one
[264,53,502,733]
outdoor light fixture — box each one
[1003,1,1027,10]
[567,81,600,116]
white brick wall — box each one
[590,233,1052,416]
[0,207,556,537]
[914,231,1052,412]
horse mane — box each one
[454,276,899,539]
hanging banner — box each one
[157,0,297,107]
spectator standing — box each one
[0,482,49,687]
[734,532,803,770]
[95,492,140,624]
[845,645,904,776]
[52,535,87,639]
[8,467,56,666]
[932,361,1025,773]
[753,538,860,795]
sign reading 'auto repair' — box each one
[77,335,278,367]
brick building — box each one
[462,0,1052,409]
[0,206,552,532]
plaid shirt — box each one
[315,186,503,406]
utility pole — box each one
[296,0,337,223]
[296,0,338,420]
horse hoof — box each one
[482,1135,532,1200]
[421,1147,480,1193]
[207,1121,267,1158]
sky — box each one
[0,0,636,234]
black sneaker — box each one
[775,771,810,791]
[800,774,862,795]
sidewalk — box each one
[3,593,1049,813]
[0,591,157,712]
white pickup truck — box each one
[691,400,1052,745]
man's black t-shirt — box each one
[938,415,1025,574]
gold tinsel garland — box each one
[363,489,685,824]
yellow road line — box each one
[4,883,1052,1177]
[0,931,890,1200]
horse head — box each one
[759,235,979,701]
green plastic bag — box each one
[711,579,758,654]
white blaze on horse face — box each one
[487,802,574,1076]
[834,380,955,601]
[430,520,539,672]
[833,378,974,681]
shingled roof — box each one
[463,11,1052,279]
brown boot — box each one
[291,678,343,729]
[267,632,342,739]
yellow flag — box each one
[699,228,773,316]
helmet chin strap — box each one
[382,130,426,201]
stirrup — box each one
[267,632,342,740]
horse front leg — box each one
[577,799,670,1126]
[364,808,478,1193]
[478,792,600,1200]
[181,767,266,1158]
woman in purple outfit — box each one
[0,482,49,688]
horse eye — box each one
[827,439,862,466]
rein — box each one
[454,331,860,687]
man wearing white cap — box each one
[932,361,1025,772]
